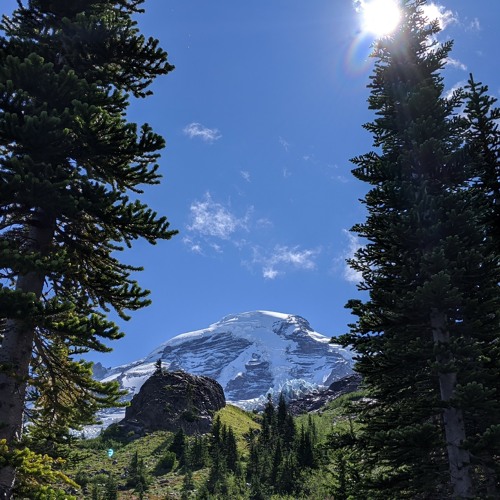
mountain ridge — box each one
[91,311,354,431]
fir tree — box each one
[340,0,500,497]
[463,75,500,243]
[223,426,238,473]
[127,451,148,492]
[169,428,187,467]
[277,393,288,430]
[297,425,315,469]
[461,74,500,497]
[103,474,118,500]
[189,434,209,470]
[261,393,275,443]
[154,358,163,375]
[0,0,175,495]
[181,468,194,499]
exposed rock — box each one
[92,362,109,380]
[87,312,354,435]
[288,373,362,415]
[119,370,225,436]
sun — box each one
[360,0,402,37]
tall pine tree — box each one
[0,0,176,496]
[340,1,500,497]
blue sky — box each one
[2,1,499,366]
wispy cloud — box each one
[183,236,203,254]
[446,57,467,71]
[253,245,320,280]
[334,229,363,284]
[467,18,480,31]
[263,267,279,280]
[256,218,273,229]
[183,122,221,143]
[444,80,466,101]
[187,193,247,240]
[421,3,457,30]
[240,170,251,182]
[279,137,290,152]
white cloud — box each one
[444,80,466,101]
[336,229,363,284]
[421,3,457,30]
[446,57,467,71]
[240,170,251,182]
[263,267,280,280]
[279,137,290,152]
[256,218,273,229]
[466,17,480,31]
[254,245,320,280]
[183,122,221,143]
[182,236,203,254]
[187,193,245,240]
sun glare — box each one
[361,0,402,37]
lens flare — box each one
[361,0,402,37]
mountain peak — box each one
[93,311,353,432]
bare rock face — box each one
[120,371,225,436]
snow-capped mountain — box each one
[92,311,353,429]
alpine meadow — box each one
[0,0,499,499]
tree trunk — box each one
[0,211,54,499]
[430,308,473,499]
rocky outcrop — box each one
[119,370,225,436]
[288,373,362,415]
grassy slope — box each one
[61,395,364,498]
[64,404,259,498]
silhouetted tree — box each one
[340,0,500,497]
[0,0,176,495]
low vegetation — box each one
[33,394,363,499]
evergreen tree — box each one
[222,426,238,473]
[340,1,500,498]
[181,468,194,499]
[297,425,315,469]
[261,393,275,443]
[246,435,261,486]
[169,428,187,467]
[91,480,99,500]
[277,392,288,430]
[189,434,209,470]
[127,451,148,492]
[103,474,118,500]
[209,415,222,454]
[0,0,175,495]
[461,74,500,497]
[282,413,296,451]
[463,75,500,243]
[154,358,163,375]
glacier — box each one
[88,311,354,433]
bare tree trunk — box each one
[431,308,473,499]
[0,211,54,499]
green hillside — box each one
[52,394,364,499]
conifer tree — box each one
[223,426,238,473]
[463,74,500,246]
[461,74,500,497]
[189,434,209,470]
[103,474,118,500]
[340,0,500,497]
[0,0,175,495]
[169,428,187,467]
